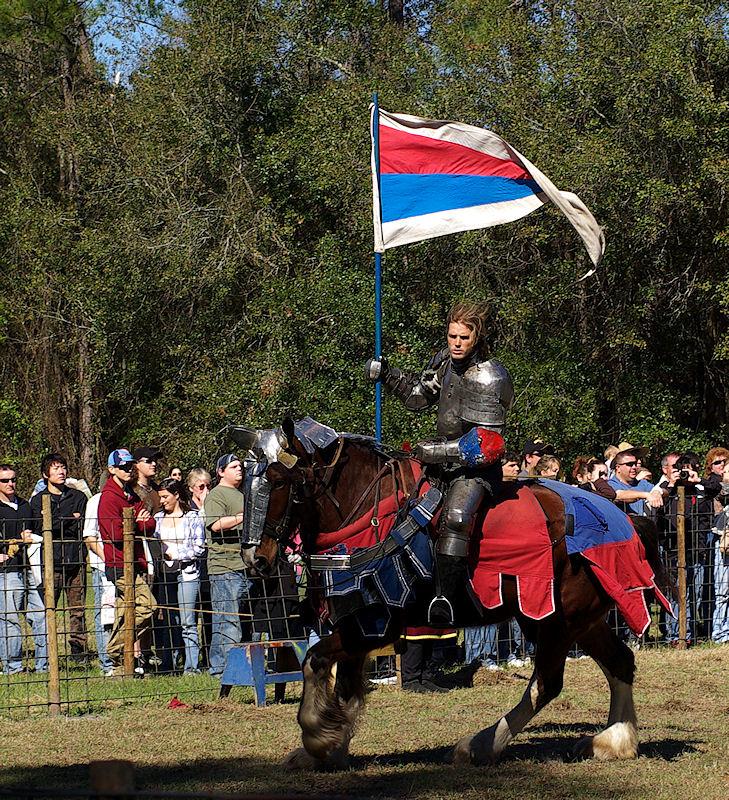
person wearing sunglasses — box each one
[130,447,163,515]
[607,443,664,516]
[702,448,729,495]
[0,465,47,674]
[98,449,157,676]
[186,468,213,668]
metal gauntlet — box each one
[414,439,461,465]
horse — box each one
[235,420,670,769]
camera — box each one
[678,469,689,481]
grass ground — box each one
[1,645,727,799]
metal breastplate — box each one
[436,358,514,438]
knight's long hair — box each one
[447,300,488,353]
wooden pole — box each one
[676,485,687,649]
[42,494,61,716]
[122,507,136,677]
[89,759,135,799]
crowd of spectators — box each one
[1,435,728,680]
[0,448,276,677]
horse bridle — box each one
[257,442,347,549]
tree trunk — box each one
[388,0,404,26]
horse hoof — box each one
[281,746,351,772]
[453,733,500,766]
[281,748,319,771]
[573,723,638,761]
[452,735,474,765]
[572,736,594,761]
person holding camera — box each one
[658,452,719,644]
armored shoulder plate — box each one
[435,356,514,438]
[459,359,514,433]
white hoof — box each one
[573,722,638,761]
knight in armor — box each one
[366,301,514,626]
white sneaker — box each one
[506,657,525,668]
[484,661,502,672]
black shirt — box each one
[30,486,87,571]
[0,496,33,572]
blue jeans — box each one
[91,569,112,672]
[667,561,704,643]
[0,571,48,673]
[208,571,252,675]
[464,625,498,665]
[177,575,200,672]
[713,540,729,643]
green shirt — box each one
[203,484,245,574]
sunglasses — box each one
[138,458,157,464]
[0,478,17,484]
[116,463,136,471]
[618,460,638,468]
[712,459,726,466]
[195,482,211,489]
[596,471,607,478]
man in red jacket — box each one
[99,449,157,676]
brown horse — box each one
[240,421,669,769]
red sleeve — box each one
[98,490,124,543]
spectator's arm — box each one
[208,513,244,533]
[177,513,207,562]
[203,493,244,539]
[83,537,105,560]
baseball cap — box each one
[132,446,163,461]
[216,453,241,472]
[107,449,136,468]
[522,438,555,457]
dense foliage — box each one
[0,0,727,482]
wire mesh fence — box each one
[1,486,727,716]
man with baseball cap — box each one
[519,439,555,478]
[607,442,664,515]
[130,447,163,515]
[98,448,157,675]
[203,453,250,676]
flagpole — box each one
[373,92,383,441]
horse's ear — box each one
[282,417,295,446]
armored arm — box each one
[414,428,505,467]
[365,349,447,411]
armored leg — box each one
[429,476,489,626]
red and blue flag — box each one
[371,107,605,267]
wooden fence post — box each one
[42,493,61,716]
[89,759,135,799]
[676,485,687,649]
[122,507,136,677]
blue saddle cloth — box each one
[320,497,438,638]
[534,479,636,555]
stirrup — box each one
[427,594,455,627]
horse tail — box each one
[630,514,675,600]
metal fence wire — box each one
[1,487,727,716]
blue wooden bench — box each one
[219,639,309,706]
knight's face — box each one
[447,322,477,361]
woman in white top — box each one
[154,478,206,673]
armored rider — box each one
[366,301,514,626]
